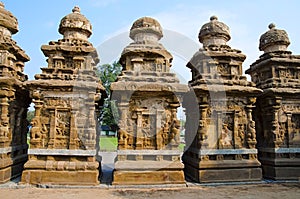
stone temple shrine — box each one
[0,2,30,183]
[20,6,105,185]
[246,23,300,180]
[111,17,188,185]
[183,16,263,183]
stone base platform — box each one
[0,145,28,183]
[259,148,300,180]
[21,149,101,185]
[183,148,262,183]
[113,150,185,185]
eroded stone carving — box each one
[183,16,262,183]
[21,6,105,185]
[111,17,187,185]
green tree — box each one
[27,110,35,123]
[96,61,122,131]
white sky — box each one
[2,0,300,82]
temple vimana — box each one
[0,3,299,185]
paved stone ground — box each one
[1,182,300,199]
[99,151,116,184]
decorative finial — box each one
[72,6,80,13]
[268,23,276,29]
[0,2,5,8]
[210,16,218,21]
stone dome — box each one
[198,16,231,47]
[129,17,163,42]
[58,6,92,40]
[259,23,290,53]
[0,2,18,35]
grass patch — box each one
[100,136,118,151]
[179,143,185,151]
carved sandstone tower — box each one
[183,16,262,183]
[0,2,30,183]
[246,24,300,180]
[111,17,188,185]
[21,7,105,185]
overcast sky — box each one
[3,0,300,82]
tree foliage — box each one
[96,61,122,130]
[27,110,35,123]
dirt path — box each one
[1,183,300,199]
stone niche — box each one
[246,23,300,180]
[182,16,262,183]
[0,2,30,183]
[21,6,105,185]
[111,17,188,185]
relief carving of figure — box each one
[141,117,150,137]
[118,129,128,141]
[56,112,70,136]
[219,124,233,149]
[170,119,181,145]
[246,120,257,148]
[30,118,43,139]
[235,124,245,148]
[247,121,256,141]
[197,119,208,147]
[118,128,129,148]
[279,122,287,145]
[0,118,9,138]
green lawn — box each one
[179,143,185,151]
[100,136,185,151]
[100,136,118,151]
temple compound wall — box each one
[20,7,105,185]
[0,2,30,183]
[0,2,299,185]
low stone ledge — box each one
[116,150,182,156]
[188,148,258,155]
[258,147,300,153]
[28,149,97,156]
[0,144,28,154]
